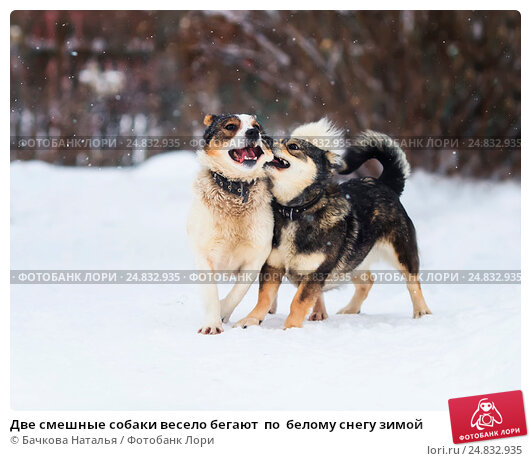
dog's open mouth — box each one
[229,146,264,166]
[267,156,290,169]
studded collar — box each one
[272,188,325,221]
[211,171,256,204]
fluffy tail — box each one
[340,130,410,196]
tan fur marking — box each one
[269,296,278,314]
[267,225,325,274]
[325,150,343,168]
[284,283,321,329]
[405,273,432,318]
[267,248,284,269]
[202,146,224,157]
[338,271,373,314]
[234,266,285,328]
[292,252,326,273]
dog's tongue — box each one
[235,147,257,163]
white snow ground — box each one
[10,152,520,410]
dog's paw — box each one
[413,307,432,319]
[220,300,235,323]
[283,316,304,329]
[233,317,262,329]
[197,323,224,335]
[220,308,232,324]
[337,306,361,315]
[308,311,328,321]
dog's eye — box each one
[288,143,300,151]
[224,124,237,131]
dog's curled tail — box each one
[340,131,411,196]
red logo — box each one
[448,390,527,444]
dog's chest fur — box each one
[267,220,328,276]
[187,169,273,270]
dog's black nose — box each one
[245,127,259,141]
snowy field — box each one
[11,152,520,410]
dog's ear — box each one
[326,151,346,171]
[262,135,273,149]
[203,114,217,126]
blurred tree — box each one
[10,10,520,179]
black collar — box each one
[211,171,256,204]
[272,189,325,221]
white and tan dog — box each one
[187,114,274,334]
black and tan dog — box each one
[235,119,431,329]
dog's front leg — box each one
[220,253,274,323]
[220,283,255,324]
[283,281,323,329]
[196,256,223,335]
[234,264,285,328]
[219,258,267,323]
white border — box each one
[3,3,528,460]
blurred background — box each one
[10,10,520,179]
